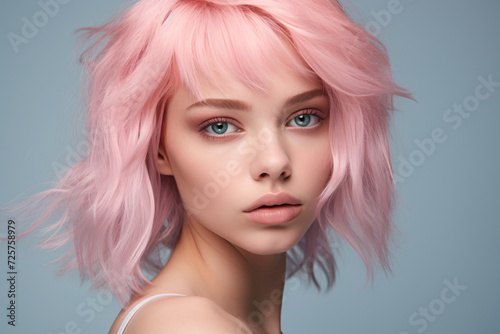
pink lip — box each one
[243,192,302,225]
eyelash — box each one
[288,109,326,127]
[198,117,241,140]
[198,109,326,140]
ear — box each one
[157,141,174,176]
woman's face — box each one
[158,69,332,255]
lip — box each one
[243,192,302,225]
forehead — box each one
[174,67,324,109]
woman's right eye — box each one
[199,117,241,138]
[204,121,239,135]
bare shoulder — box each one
[123,295,252,334]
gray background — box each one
[1,0,499,333]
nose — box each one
[248,128,292,182]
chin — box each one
[236,232,303,256]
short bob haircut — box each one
[7,0,411,306]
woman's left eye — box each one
[288,111,322,128]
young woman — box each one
[4,0,411,333]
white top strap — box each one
[117,293,186,334]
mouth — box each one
[244,192,301,213]
[243,204,302,225]
[243,193,302,225]
[252,203,300,210]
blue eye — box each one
[209,122,228,134]
[204,121,239,135]
[288,113,321,127]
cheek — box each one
[165,130,241,213]
[292,132,332,194]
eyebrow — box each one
[186,88,325,111]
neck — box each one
[156,218,286,333]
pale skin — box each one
[109,67,332,334]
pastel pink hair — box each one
[3,0,411,305]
